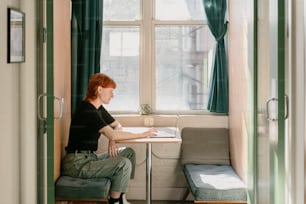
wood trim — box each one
[53,0,71,181]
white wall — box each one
[20,1,37,204]
[0,0,21,203]
[288,0,305,203]
[0,0,37,204]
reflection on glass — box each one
[103,0,140,21]
[155,25,215,111]
[155,0,206,21]
[101,27,140,111]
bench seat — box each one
[183,164,247,202]
[181,128,247,204]
[55,176,111,202]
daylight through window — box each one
[101,0,215,113]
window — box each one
[101,0,215,114]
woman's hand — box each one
[144,128,158,138]
[108,140,119,157]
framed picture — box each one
[7,8,25,63]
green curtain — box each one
[71,0,103,115]
[203,0,228,113]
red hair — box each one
[84,73,116,101]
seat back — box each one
[181,127,230,165]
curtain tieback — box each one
[216,21,228,42]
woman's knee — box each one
[118,157,132,170]
[118,147,136,179]
[113,157,132,182]
[120,147,135,157]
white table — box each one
[118,127,181,204]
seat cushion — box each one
[55,176,111,199]
[183,164,247,201]
[181,128,230,165]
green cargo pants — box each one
[62,147,136,193]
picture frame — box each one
[7,8,25,63]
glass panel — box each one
[101,27,140,111]
[155,0,206,21]
[257,0,283,203]
[103,0,140,21]
[257,0,271,199]
[155,25,215,111]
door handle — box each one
[266,95,288,121]
[54,96,64,120]
[284,94,289,119]
[38,93,64,120]
[38,93,47,121]
[266,97,278,121]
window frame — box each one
[103,0,213,115]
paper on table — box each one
[123,127,177,138]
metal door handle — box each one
[38,93,64,120]
[54,96,64,120]
[38,93,47,121]
[266,97,278,121]
[284,94,289,119]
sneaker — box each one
[120,193,131,204]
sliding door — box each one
[37,0,54,203]
[256,0,287,203]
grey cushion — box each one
[183,164,247,201]
[55,176,111,200]
[181,128,230,165]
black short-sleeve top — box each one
[65,101,115,152]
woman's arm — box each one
[109,120,122,130]
[99,125,156,141]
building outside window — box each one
[101,0,215,114]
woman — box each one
[62,73,157,204]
